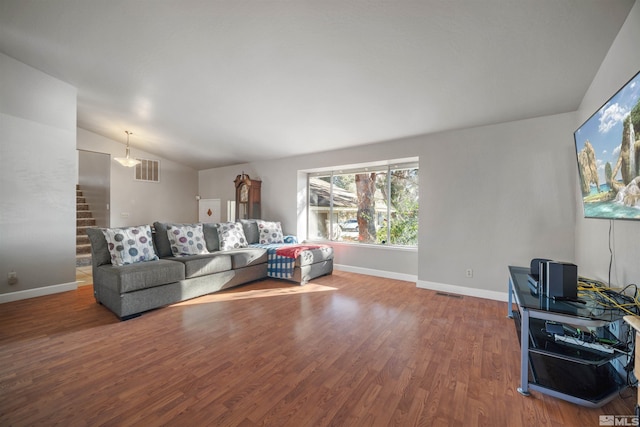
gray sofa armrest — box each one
[85,227,111,269]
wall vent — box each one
[435,292,463,299]
[134,159,160,183]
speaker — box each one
[528,258,552,295]
[530,258,551,278]
[543,261,578,299]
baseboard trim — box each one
[0,281,78,304]
[334,264,417,283]
[417,280,509,302]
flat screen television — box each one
[574,70,640,220]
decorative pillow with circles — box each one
[166,224,210,257]
[256,220,284,244]
[216,222,248,250]
[101,225,158,266]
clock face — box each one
[240,184,249,202]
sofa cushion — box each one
[295,246,334,267]
[256,220,284,244]
[95,259,185,294]
[154,222,220,257]
[101,225,158,266]
[226,248,268,269]
[216,222,248,250]
[167,224,209,256]
[240,219,260,244]
[166,253,232,278]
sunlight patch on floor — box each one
[172,283,338,305]
[76,266,93,287]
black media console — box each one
[508,265,630,407]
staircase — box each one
[76,185,96,267]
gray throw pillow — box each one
[240,219,259,244]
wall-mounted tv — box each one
[574,70,640,220]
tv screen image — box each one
[574,70,640,220]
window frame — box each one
[307,160,418,248]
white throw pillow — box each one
[101,225,158,266]
[166,224,210,256]
[256,220,284,244]
[216,222,248,250]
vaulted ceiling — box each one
[0,0,635,170]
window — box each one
[308,161,418,246]
[134,158,160,183]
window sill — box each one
[305,239,417,252]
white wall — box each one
[417,113,577,298]
[77,128,199,227]
[575,0,640,286]
[0,52,77,301]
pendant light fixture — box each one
[114,130,141,167]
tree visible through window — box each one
[308,162,418,246]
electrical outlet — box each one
[465,269,473,278]
[8,271,18,285]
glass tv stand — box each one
[508,265,629,407]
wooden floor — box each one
[0,271,635,426]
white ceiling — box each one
[0,1,635,170]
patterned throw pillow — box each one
[101,225,158,266]
[216,222,248,250]
[166,224,210,257]
[283,235,298,244]
[256,220,284,244]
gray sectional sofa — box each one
[86,220,333,320]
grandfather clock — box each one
[234,173,261,220]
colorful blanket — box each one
[250,243,329,280]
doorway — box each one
[78,149,111,227]
[77,149,110,284]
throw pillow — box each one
[240,219,259,244]
[256,220,284,244]
[166,224,210,257]
[283,235,298,244]
[201,223,220,252]
[216,222,248,250]
[101,225,158,266]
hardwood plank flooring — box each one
[0,271,635,426]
